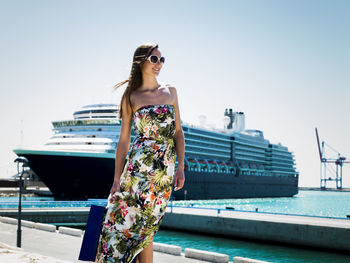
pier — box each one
[1,205,349,254]
[161,206,350,254]
[298,186,350,192]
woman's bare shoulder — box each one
[165,84,177,96]
[164,84,179,105]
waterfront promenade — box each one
[1,204,349,254]
[0,220,219,263]
[1,219,271,263]
[2,186,350,261]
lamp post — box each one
[14,156,29,248]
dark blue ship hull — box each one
[13,150,298,201]
[172,171,298,200]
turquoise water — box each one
[154,229,350,263]
[173,190,350,218]
[1,190,349,218]
[1,190,350,262]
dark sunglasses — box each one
[147,55,165,65]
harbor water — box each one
[2,190,349,218]
[1,190,350,262]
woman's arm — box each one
[110,97,133,194]
[169,86,185,191]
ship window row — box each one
[234,136,266,146]
[186,144,230,154]
[57,127,119,133]
[268,156,294,163]
[235,147,266,157]
[269,147,290,154]
[270,145,289,151]
[269,164,296,171]
[235,145,266,154]
[268,150,293,157]
[185,132,231,143]
[274,167,296,173]
[235,156,268,164]
[186,136,231,149]
[266,163,296,169]
[263,172,297,177]
[46,142,117,146]
[52,134,120,139]
[185,140,229,151]
[269,163,294,168]
[54,126,121,132]
[185,137,230,150]
[184,131,231,143]
[48,138,119,144]
[186,135,231,146]
[266,154,292,160]
[269,157,295,165]
[185,145,230,156]
[52,120,120,127]
[186,127,229,139]
[266,165,298,171]
[267,164,295,170]
[235,156,266,164]
[74,110,118,115]
[234,149,265,158]
[265,152,294,160]
[271,155,294,161]
[270,170,298,176]
[185,150,230,159]
[185,166,237,174]
[234,153,266,162]
[236,151,266,159]
[183,168,296,177]
[234,140,268,149]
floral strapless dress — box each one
[95,104,176,263]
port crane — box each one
[315,128,350,189]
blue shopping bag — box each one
[79,204,107,261]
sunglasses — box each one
[147,55,165,65]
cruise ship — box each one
[13,103,299,200]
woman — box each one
[95,43,185,263]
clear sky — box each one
[0,0,349,187]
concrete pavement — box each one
[0,221,222,263]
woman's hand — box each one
[174,169,185,191]
[110,179,120,195]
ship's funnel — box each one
[233,112,245,132]
[223,116,230,129]
[224,108,245,132]
[224,108,235,129]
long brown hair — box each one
[113,43,159,119]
